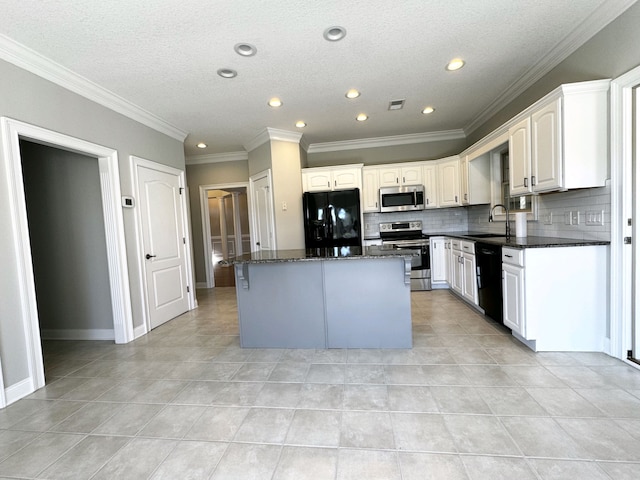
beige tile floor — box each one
[1,288,640,479]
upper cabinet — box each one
[423,163,438,209]
[460,154,491,205]
[302,164,363,192]
[378,164,424,187]
[362,167,380,212]
[508,79,609,195]
[437,156,461,207]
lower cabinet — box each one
[429,237,448,288]
[462,251,478,305]
[502,262,525,336]
[501,245,608,351]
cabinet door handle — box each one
[524,177,528,187]
[455,196,458,202]
[505,254,513,258]
[531,175,536,186]
[464,193,468,201]
[327,181,330,188]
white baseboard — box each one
[133,324,147,340]
[40,329,115,341]
[196,282,208,289]
[5,377,34,407]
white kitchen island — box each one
[230,246,413,348]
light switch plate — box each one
[571,211,580,225]
[543,212,553,225]
[585,210,604,226]
[564,212,572,225]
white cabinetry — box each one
[378,164,423,187]
[461,248,478,305]
[501,245,608,352]
[508,79,609,195]
[501,248,525,336]
[423,163,438,208]
[429,237,448,288]
[450,239,478,305]
[362,167,380,212]
[460,154,491,205]
[450,239,464,295]
[302,164,363,192]
[437,156,461,207]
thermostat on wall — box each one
[121,196,135,208]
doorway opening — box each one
[20,140,115,342]
[0,117,133,407]
[199,183,250,288]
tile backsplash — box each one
[365,182,611,241]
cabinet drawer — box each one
[460,240,475,254]
[451,239,462,251]
[502,247,524,266]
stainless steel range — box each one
[379,220,431,291]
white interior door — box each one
[633,86,639,362]
[250,170,276,252]
[136,163,189,329]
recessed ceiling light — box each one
[217,68,237,78]
[356,113,368,122]
[446,58,465,71]
[234,43,257,57]
[197,142,207,149]
[268,97,283,107]
[295,121,306,128]
[422,106,435,115]
[345,89,360,99]
[323,26,347,42]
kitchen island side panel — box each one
[323,257,412,348]
[235,262,327,348]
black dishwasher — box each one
[475,242,503,323]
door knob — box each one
[145,254,156,259]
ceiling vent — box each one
[388,99,405,110]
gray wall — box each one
[20,141,114,334]
[467,2,640,145]
[185,161,250,283]
[0,58,185,389]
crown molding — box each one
[186,151,248,165]
[306,129,466,154]
[463,0,637,135]
[0,34,188,142]
[244,127,303,152]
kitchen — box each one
[0,2,640,478]
[230,79,610,354]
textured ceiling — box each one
[0,0,633,156]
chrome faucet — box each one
[489,203,511,238]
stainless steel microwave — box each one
[379,185,425,212]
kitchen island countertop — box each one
[226,245,417,264]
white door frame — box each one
[131,156,196,334]
[610,66,640,364]
[199,182,251,289]
[249,169,277,252]
[0,117,134,406]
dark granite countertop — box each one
[226,246,417,264]
[431,231,610,249]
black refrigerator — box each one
[302,188,362,248]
